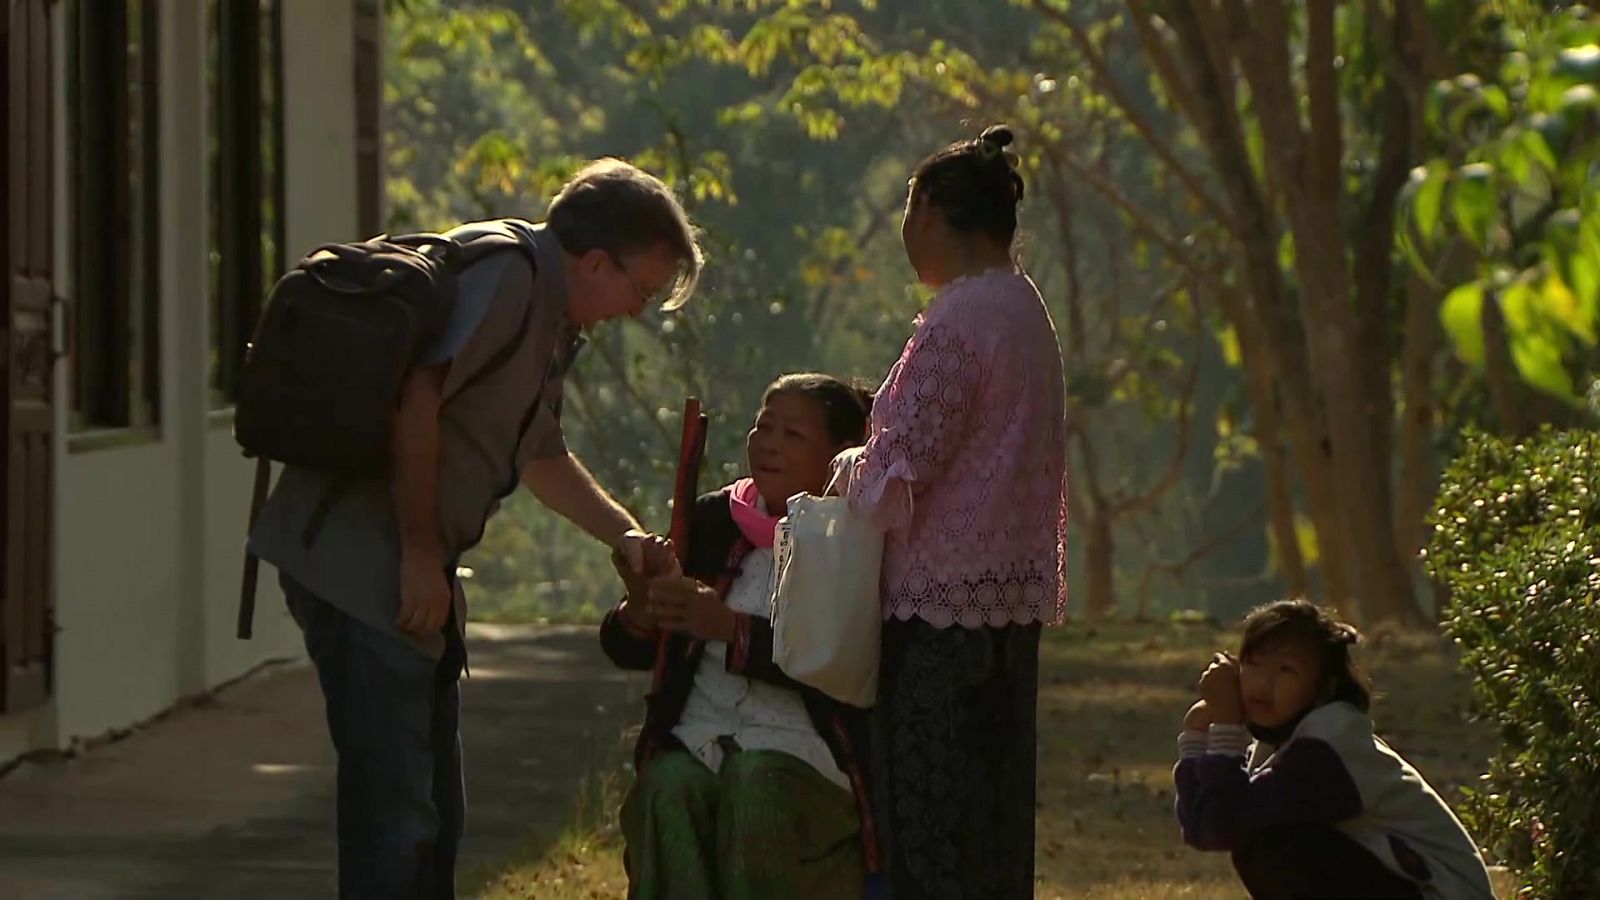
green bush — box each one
[1425,428,1600,899]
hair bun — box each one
[850,381,876,419]
[977,125,1021,176]
[979,124,1015,148]
[911,127,1025,242]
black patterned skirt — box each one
[870,617,1042,900]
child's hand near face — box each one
[1183,699,1213,733]
[1197,652,1245,725]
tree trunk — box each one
[1351,1,1422,602]
[1162,0,1356,614]
[1282,161,1417,627]
[1394,270,1442,568]
[1218,283,1308,599]
[1259,399,1309,598]
[1391,5,1451,586]
[1298,449,1356,618]
[1071,420,1116,620]
[1395,247,1457,575]
[1234,0,1422,627]
[1482,292,1533,437]
[1083,507,1116,620]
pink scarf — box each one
[728,478,780,549]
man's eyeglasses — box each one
[608,253,658,310]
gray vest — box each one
[248,221,579,658]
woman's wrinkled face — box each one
[746,392,842,514]
[1238,636,1327,729]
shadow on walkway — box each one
[0,623,641,899]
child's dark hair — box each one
[762,373,874,446]
[1239,599,1373,712]
[910,124,1026,245]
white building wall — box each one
[202,0,361,691]
[23,0,368,756]
[54,445,186,742]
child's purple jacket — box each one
[1173,702,1495,900]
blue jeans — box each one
[283,574,466,899]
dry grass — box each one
[469,756,632,900]
[473,622,1497,900]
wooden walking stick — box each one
[236,456,274,639]
[650,397,708,692]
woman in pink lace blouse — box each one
[838,125,1069,899]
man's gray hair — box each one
[546,158,704,310]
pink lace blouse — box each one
[843,268,1069,628]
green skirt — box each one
[621,748,864,900]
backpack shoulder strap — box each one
[449,251,538,398]
[448,217,543,272]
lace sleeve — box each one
[846,322,984,529]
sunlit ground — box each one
[471,622,1497,900]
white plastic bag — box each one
[769,490,883,708]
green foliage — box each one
[1408,5,1600,402]
[1426,428,1600,897]
[384,0,1272,622]
[383,0,1013,619]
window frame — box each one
[67,0,162,436]
[208,0,285,409]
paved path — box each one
[0,624,642,899]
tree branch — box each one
[1352,1,1425,531]
[811,192,902,339]
[588,329,678,447]
[1125,0,1209,143]
[562,370,627,488]
[1044,157,1087,357]
[1074,426,1111,509]
[1219,0,1306,193]
[1021,0,1239,235]
[1163,0,1324,455]
[1039,142,1214,280]
[1304,0,1344,207]
[1133,502,1268,619]
[1110,302,1206,522]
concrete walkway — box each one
[0,624,643,899]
